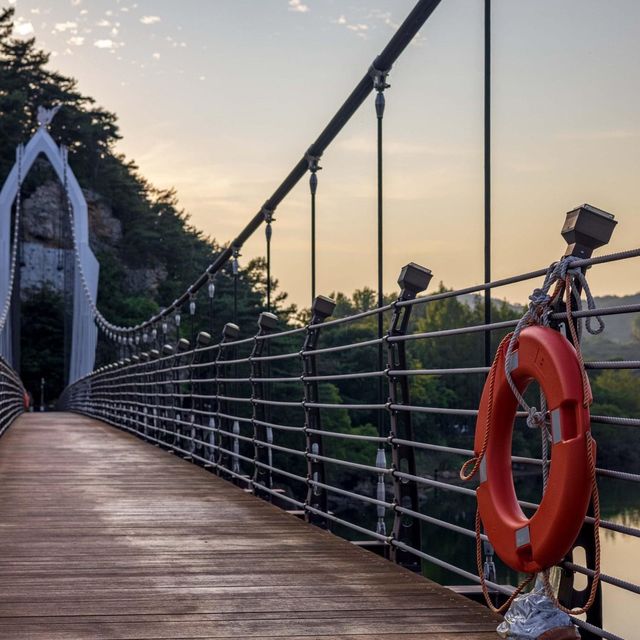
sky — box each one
[7,0,640,309]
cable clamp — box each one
[261,204,275,224]
[305,150,322,173]
[368,62,391,91]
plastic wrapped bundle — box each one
[497,582,578,640]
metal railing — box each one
[0,356,25,436]
[61,240,640,640]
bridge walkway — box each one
[0,413,500,639]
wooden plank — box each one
[0,413,500,639]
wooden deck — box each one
[0,413,500,639]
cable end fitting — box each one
[305,150,322,173]
[369,62,391,92]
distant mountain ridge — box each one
[460,292,640,361]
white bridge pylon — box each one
[0,113,99,383]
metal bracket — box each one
[369,63,391,91]
[261,205,275,224]
[305,151,322,173]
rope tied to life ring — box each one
[460,255,603,616]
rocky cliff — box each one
[20,179,166,299]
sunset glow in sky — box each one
[8,0,640,308]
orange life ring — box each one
[474,325,594,574]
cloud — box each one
[152,52,160,60]
[333,15,369,37]
[68,36,85,46]
[288,0,309,13]
[140,15,161,25]
[14,20,34,37]
[54,21,78,32]
[94,39,117,49]
[367,9,400,31]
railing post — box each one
[302,295,336,528]
[122,358,131,430]
[554,205,616,637]
[388,263,432,569]
[251,312,279,499]
[148,349,160,443]
[215,322,240,478]
[160,344,174,447]
[139,352,150,440]
[130,354,140,434]
[191,331,212,462]
[174,338,191,452]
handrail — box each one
[0,356,26,436]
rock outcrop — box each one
[19,179,163,298]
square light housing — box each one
[311,295,336,322]
[258,312,279,332]
[222,322,240,341]
[397,262,433,300]
[561,204,616,258]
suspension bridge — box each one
[0,1,638,639]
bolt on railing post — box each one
[215,322,240,478]
[251,312,279,499]
[388,263,432,569]
[302,295,336,528]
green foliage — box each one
[591,370,640,472]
